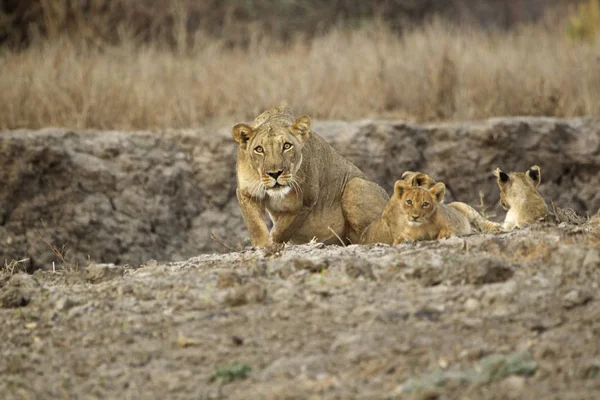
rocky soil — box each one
[1,223,600,399]
[1,117,600,268]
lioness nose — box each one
[411,216,419,221]
[267,170,283,180]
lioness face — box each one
[393,181,446,226]
[233,115,311,198]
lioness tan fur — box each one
[233,106,389,246]
[361,172,501,244]
[493,165,548,230]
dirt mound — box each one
[1,117,599,268]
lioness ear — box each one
[291,115,311,143]
[394,180,408,198]
[494,168,509,184]
[232,123,255,149]
[429,182,446,203]
[527,165,541,187]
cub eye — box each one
[406,199,412,206]
[422,202,430,208]
[283,142,293,150]
[254,146,264,154]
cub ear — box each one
[401,171,414,179]
[402,171,436,188]
[291,115,311,143]
[414,173,436,188]
[429,182,446,203]
[527,165,541,187]
[493,167,509,184]
[232,123,255,149]
[394,179,408,198]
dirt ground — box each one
[1,221,600,399]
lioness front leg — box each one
[237,189,271,247]
[270,208,312,243]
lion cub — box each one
[385,180,473,243]
[361,172,501,244]
[362,178,492,244]
[493,165,548,230]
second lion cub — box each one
[493,165,548,230]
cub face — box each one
[232,115,311,198]
[393,180,446,226]
[493,165,541,210]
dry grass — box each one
[1,0,571,49]
[34,221,87,272]
[1,258,30,275]
[1,17,599,130]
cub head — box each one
[493,165,541,210]
[232,114,311,198]
[393,180,446,226]
[400,171,437,188]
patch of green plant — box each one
[398,352,537,394]
[442,256,459,264]
[567,0,600,41]
[582,361,600,379]
[210,363,252,384]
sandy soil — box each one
[1,222,600,399]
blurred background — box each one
[0,0,598,130]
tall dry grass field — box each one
[1,19,599,130]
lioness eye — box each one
[283,142,292,150]
[406,199,412,206]
[422,202,430,207]
[254,146,264,153]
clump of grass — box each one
[478,190,494,220]
[210,363,252,384]
[1,259,30,275]
[35,221,90,272]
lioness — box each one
[233,106,389,246]
[361,172,500,244]
[493,165,548,230]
